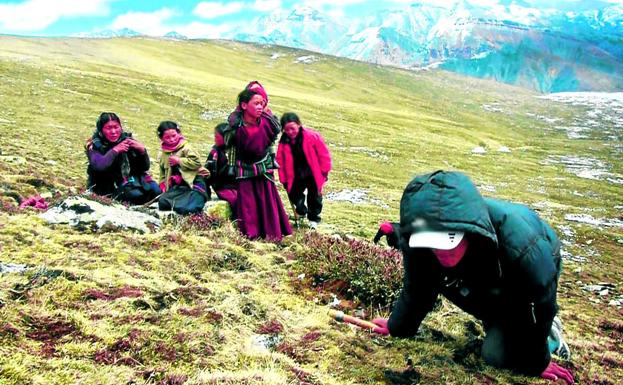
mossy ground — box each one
[0,37,621,384]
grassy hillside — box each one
[0,36,621,385]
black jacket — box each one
[389,171,561,375]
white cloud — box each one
[0,0,110,31]
[385,0,455,5]
[110,8,177,36]
[467,0,500,7]
[193,2,244,19]
[175,21,236,39]
[302,0,366,5]
[253,0,281,12]
[327,8,345,18]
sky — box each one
[0,0,621,38]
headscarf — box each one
[160,134,186,152]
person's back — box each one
[205,123,237,211]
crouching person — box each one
[276,112,331,229]
[372,171,573,384]
[157,121,209,215]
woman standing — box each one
[225,89,292,241]
[276,112,331,229]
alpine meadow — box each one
[0,36,622,385]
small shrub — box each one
[293,232,403,308]
[257,319,283,335]
[181,213,222,231]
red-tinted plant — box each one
[257,319,283,335]
[293,232,403,308]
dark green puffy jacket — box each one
[389,170,561,375]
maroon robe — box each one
[235,119,292,241]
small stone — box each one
[471,146,487,154]
[498,146,511,153]
[0,155,26,165]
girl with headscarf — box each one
[156,121,210,215]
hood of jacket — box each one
[399,170,498,246]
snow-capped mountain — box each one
[75,28,142,39]
[163,31,187,40]
[230,1,623,92]
[233,5,348,53]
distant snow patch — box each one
[542,155,623,183]
[294,55,318,64]
[482,104,504,113]
[564,213,623,228]
[270,53,282,60]
[497,146,511,153]
[325,189,389,208]
[537,92,623,139]
[347,147,389,161]
[200,110,229,121]
[478,184,496,193]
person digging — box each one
[371,170,573,384]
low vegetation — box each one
[0,36,621,384]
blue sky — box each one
[0,0,620,38]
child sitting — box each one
[157,121,209,215]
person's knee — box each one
[482,327,507,368]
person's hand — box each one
[372,318,389,336]
[197,167,210,178]
[541,361,574,384]
[168,175,182,186]
[127,139,145,153]
[112,140,131,154]
[169,156,180,166]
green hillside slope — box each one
[0,37,621,385]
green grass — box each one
[0,36,622,384]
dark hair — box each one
[96,112,121,132]
[280,112,301,128]
[237,89,260,108]
[157,121,180,138]
[215,122,229,135]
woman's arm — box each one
[87,148,118,171]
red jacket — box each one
[276,128,331,194]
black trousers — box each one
[288,175,323,222]
[480,305,554,376]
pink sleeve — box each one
[315,133,332,174]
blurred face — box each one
[283,122,301,140]
[161,129,181,147]
[241,94,265,119]
[101,120,122,143]
[432,237,469,268]
[214,131,225,147]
